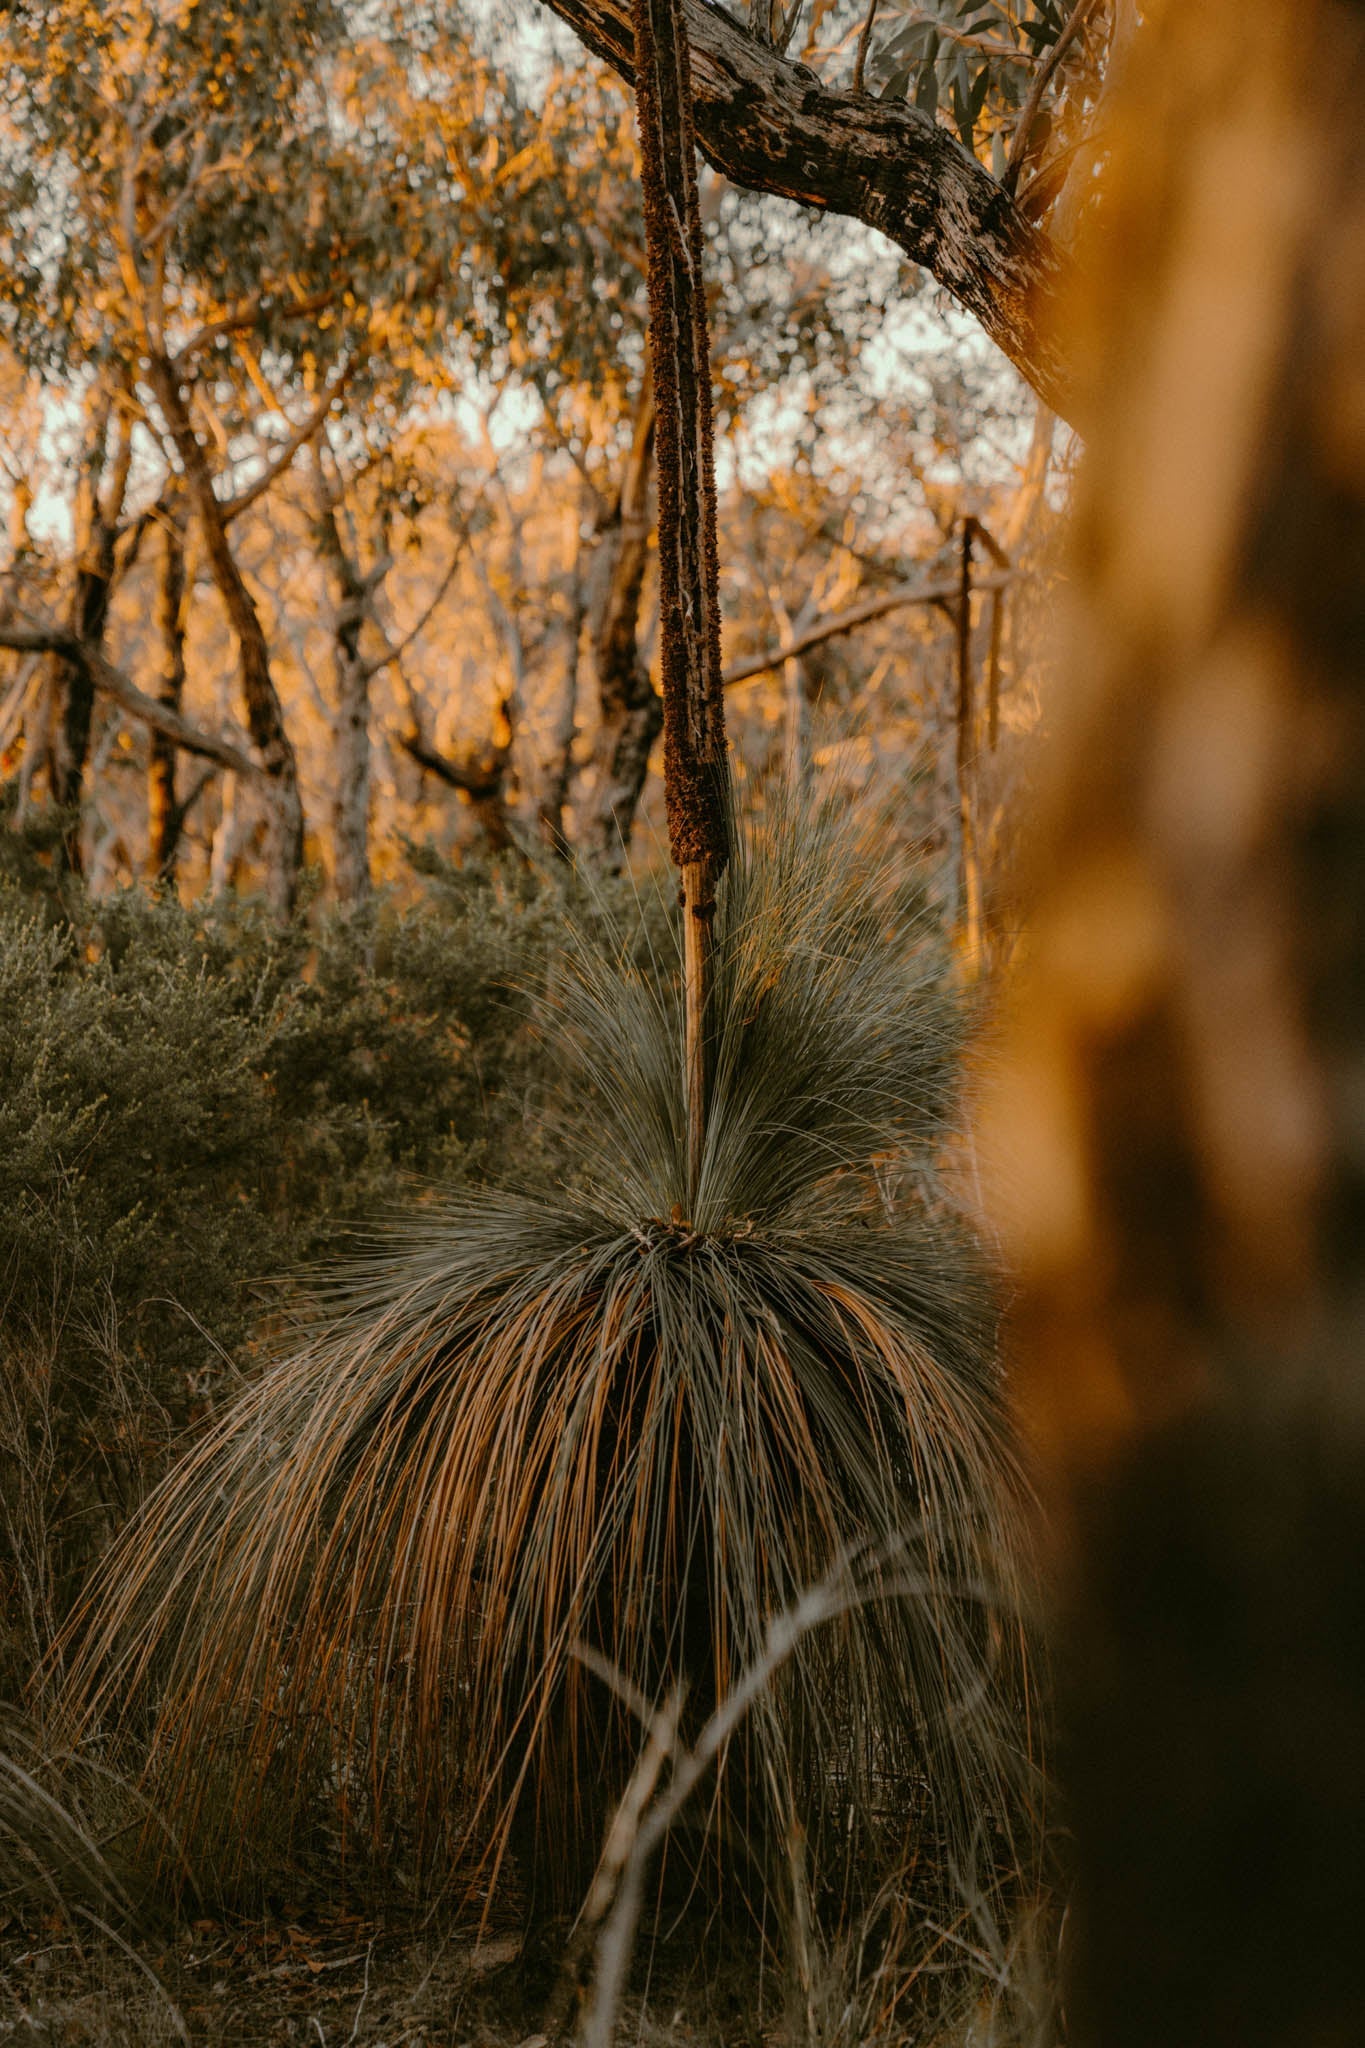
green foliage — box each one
[63,802,1036,1928]
[0,851,575,1696]
[865,0,1103,172]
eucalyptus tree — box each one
[0,0,482,909]
[302,18,655,884]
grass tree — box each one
[62,0,1036,1938]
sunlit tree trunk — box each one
[988,4,1365,2042]
[330,631,371,905]
[538,551,584,855]
[209,773,254,898]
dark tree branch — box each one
[0,617,260,777]
[364,539,465,680]
[395,727,508,802]
[537,0,1077,419]
[1004,0,1100,191]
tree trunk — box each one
[149,354,304,917]
[584,374,662,869]
[209,772,255,898]
[50,394,132,869]
[331,628,372,905]
[309,472,373,905]
[765,587,812,783]
[954,518,981,969]
[987,5,1365,2043]
[147,491,191,884]
[538,538,585,854]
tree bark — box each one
[310,471,373,905]
[538,0,1076,419]
[49,393,132,869]
[147,489,192,884]
[537,536,586,854]
[633,0,729,1201]
[209,772,255,898]
[583,375,663,869]
[148,354,304,916]
[331,615,372,904]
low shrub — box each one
[0,851,588,1697]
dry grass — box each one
[0,1716,131,1929]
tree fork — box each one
[631,0,730,1209]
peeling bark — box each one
[539,0,1076,418]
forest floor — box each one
[0,1907,789,2048]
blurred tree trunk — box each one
[310,461,373,905]
[149,354,304,917]
[48,390,132,870]
[536,502,587,855]
[988,4,1365,2043]
[330,618,372,904]
[209,773,255,897]
[146,487,192,885]
[583,373,661,870]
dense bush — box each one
[0,853,587,1696]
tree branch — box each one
[220,361,355,525]
[722,566,1011,684]
[395,727,507,799]
[363,539,466,680]
[537,0,1077,419]
[169,289,339,376]
[0,616,260,776]
[1004,0,1101,192]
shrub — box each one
[0,853,583,1696]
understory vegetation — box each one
[0,809,1053,2045]
[0,843,583,1703]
